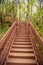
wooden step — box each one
[16,33,30,36]
[12,45,33,48]
[12,46,33,49]
[12,45,32,48]
[9,52,35,57]
[15,40,31,42]
[13,44,32,45]
[9,55,35,59]
[16,34,30,35]
[15,37,30,40]
[6,58,37,65]
[14,39,31,42]
[10,50,34,53]
[15,37,30,38]
[13,42,32,45]
[16,33,30,34]
[10,48,34,53]
[16,35,30,37]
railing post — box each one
[0,21,16,65]
[29,22,43,49]
[27,22,43,65]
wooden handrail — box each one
[0,21,17,65]
[27,22,43,64]
[0,21,16,49]
[29,22,43,49]
[31,28,43,65]
[27,22,43,65]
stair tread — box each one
[10,48,34,52]
[13,42,32,44]
[12,45,32,47]
[6,58,37,64]
[14,39,31,42]
[15,37,30,39]
[15,38,30,40]
[16,34,30,35]
[9,52,35,57]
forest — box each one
[0,0,43,39]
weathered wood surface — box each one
[0,21,43,65]
[0,21,16,65]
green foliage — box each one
[0,0,43,38]
[0,26,9,39]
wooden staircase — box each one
[5,23,38,65]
